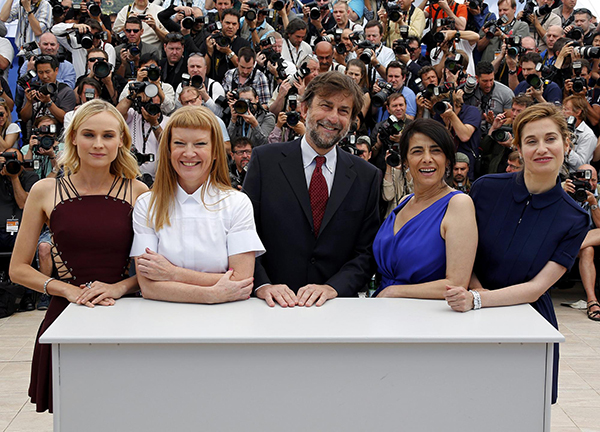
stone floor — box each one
[0,288,598,432]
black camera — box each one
[181,73,204,88]
[357,40,377,64]
[233,98,252,114]
[290,61,311,83]
[212,32,232,47]
[380,114,405,142]
[526,74,544,90]
[304,1,321,20]
[537,3,552,16]
[93,59,111,79]
[385,1,402,22]
[31,124,57,154]
[273,0,287,11]
[127,43,141,56]
[181,16,197,29]
[131,147,155,166]
[143,102,161,116]
[205,20,222,33]
[349,30,365,45]
[483,19,498,39]
[17,70,37,89]
[245,1,258,21]
[37,82,57,96]
[87,1,101,17]
[393,38,410,56]
[76,30,94,49]
[372,81,395,107]
[144,64,161,82]
[260,36,276,48]
[436,18,454,28]
[285,111,301,126]
[433,31,446,44]
[491,126,512,142]
[433,99,452,115]
[565,26,584,41]
[445,55,463,74]
[574,46,600,59]
[52,4,67,16]
[569,169,593,203]
[339,134,358,154]
[0,152,39,175]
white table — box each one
[40,298,563,432]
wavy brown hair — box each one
[148,106,232,231]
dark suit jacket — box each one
[243,138,381,296]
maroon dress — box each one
[29,176,134,413]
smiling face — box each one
[170,127,214,193]
[406,132,448,187]
[0,105,7,127]
[73,112,123,170]
[519,118,568,178]
[302,92,353,154]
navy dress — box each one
[373,191,461,297]
[471,173,588,404]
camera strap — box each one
[285,39,300,66]
[406,5,416,26]
[140,117,152,154]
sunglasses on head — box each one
[125,28,141,33]
[165,33,184,42]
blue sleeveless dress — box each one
[372,191,461,297]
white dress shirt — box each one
[281,38,313,67]
[565,121,598,173]
[301,135,337,195]
[131,183,265,273]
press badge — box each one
[6,219,18,233]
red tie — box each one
[309,156,328,237]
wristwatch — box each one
[227,51,235,61]
[591,204,599,211]
[151,124,161,131]
[508,69,517,75]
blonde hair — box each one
[0,100,11,139]
[149,106,232,231]
[512,103,570,151]
[59,99,140,179]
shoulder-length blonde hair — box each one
[0,100,11,139]
[149,106,232,231]
[59,99,139,179]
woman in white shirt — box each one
[0,99,20,151]
[131,106,265,303]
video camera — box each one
[0,152,39,175]
[569,169,593,203]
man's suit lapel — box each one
[279,139,314,229]
[320,148,356,235]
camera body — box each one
[130,146,155,166]
[372,81,396,107]
[212,32,232,47]
[285,111,301,127]
[31,124,57,155]
[17,70,37,89]
[181,73,204,88]
[0,152,39,175]
[565,26,584,41]
[87,0,101,17]
[569,169,593,203]
[128,81,160,115]
[304,1,321,20]
[76,30,94,49]
[385,1,402,22]
[490,126,512,143]
[393,38,410,56]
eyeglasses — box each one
[125,28,141,33]
[181,96,199,105]
[35,54,55,62]
[0,112,5,118]
[233,150,252,155]
[88,57,105,62]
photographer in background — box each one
[19,32,76,89]
[563,95,597,174]
[315,40,346,74]
[477,0,528,64]
[0,0,52,49]
[465,0,495,36]
[0,148,38,311]
[227,86,275,147]
[175,54,225,115]
[20,115,60,179]
[517,0,561,54]
[480,94,532,174]
[513,51,562,104]
[75,48,123,104]
[160,32,187,89]
[229,137,253,190]
[157,4,204,53]
[269,93,306,143]
[373,61,417,122]
[371,93,409,171]
[0,99,21,152]
[564,59,600,129]
[113,0,168,51]
[18,55,77,129]
[379,0,426,47]
[114,17,154,80]
[303,0,335,42]
[200,9,251,82]
[540,25,564,67]
[281,18,312,68]
[332,0,362,33]
[451,152,471,193]
[419,0,468,51]
[562,164,600,322]
[223,46,272,108]
[239,0,274,46]
[51,20,116,78]
[63,77,102,129]
[361,20,395,83]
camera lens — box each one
[233,99,249,114]
[93,60,111,79]
[181,16,195,29]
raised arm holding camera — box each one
[227,86,275,147]
[0,0,52,49]
[19,33,77,89]
[113,0,168,50]
[21,116,60,179]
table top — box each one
[40,297,564,344]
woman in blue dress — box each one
[373,119,478,298]
[445,103,589,404]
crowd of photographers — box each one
[0,0,600,309]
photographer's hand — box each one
[489,112,507,133]
[290,121,306,136]
[136,67,148,82]
[73,23,92,33]
[141,106,161,126]
[207,34,216,56]
[389,133,401,143]
[276,112,287,128]
[563,178,575,194]
[241,110,259,128]
[37,92,51,104]
[256,52,266,67]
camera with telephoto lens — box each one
[130,146,155,166]
[565,26,584,41]
[379,114,405,145]
[393,38,410,56]
[569,169,593,203]
[273,0,287,11]
[87,1,101,16]
[181,73,204,88]
[285,110,301,126]
[349,31,365,45]
[76,30,94,49]
[357,40,377,64]
[233,98,252,114]
[421,83,442,100]
[93,59,111,79]
[35,82,57,96]
[574,46,600,59]
[483,19,498,39]
[526,73,546,90]
[490,126,512,143]
[445,55,463,74]
[456,75,477,95]
[205,21,222,33]
[53,3,66,16]
[385,1,402,22]
[288,61,311,84]
[181,16,199,29]
[20,41,38,59]
[31,125,57,155]
[244,1,259,21]
[17,70,37,89]
[262,49,288,79]
[212,32,232,47]
[127,43,141,57]
[433,99,452,115]
[372,81,395,107]
[304,1,321,20]
[506,36,524,58]
[0,152,39,175]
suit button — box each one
[310,258,316,265]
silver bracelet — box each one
[43,277,55,295]
[469,289,481,310]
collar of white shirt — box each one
[301,135,336,176]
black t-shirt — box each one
[0,78,13,102]
[0,171,39,225]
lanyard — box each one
[285,39,300,66]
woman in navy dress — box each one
[445,103,589,404]
[373,119,478,298]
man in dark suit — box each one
[243,71,381,308]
